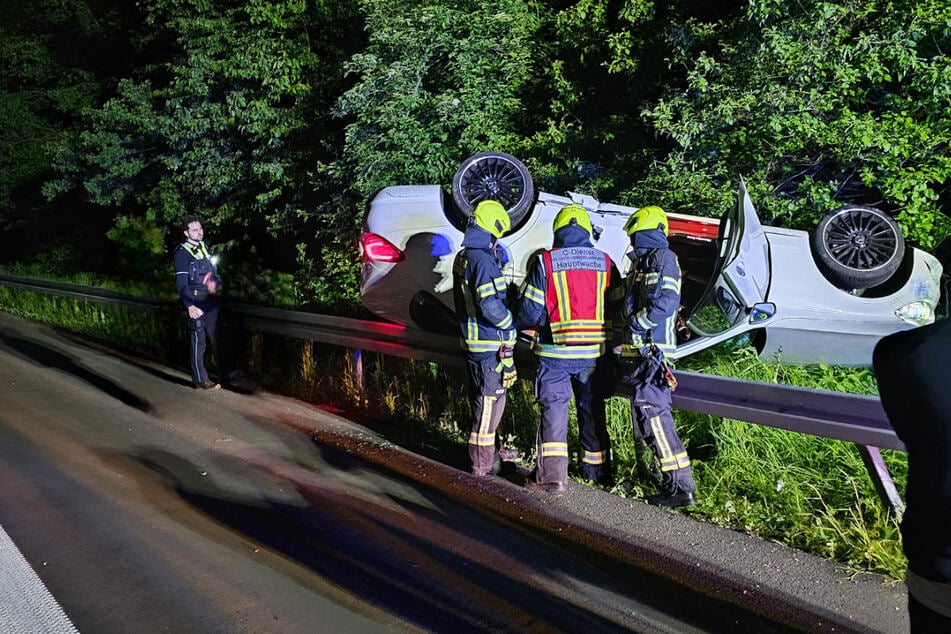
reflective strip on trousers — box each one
[541,441,569,458]
[468,395,498,447]
[582,450,606,465]
[650,414,691,472]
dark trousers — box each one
[533,356,610,485]
[575,356,614,483]
[630,380,695,494]
[464,353,507,473]
[187,306,218,386]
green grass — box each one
[652,345,905,579]
[0,281,909,581]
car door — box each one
[670,178,773,360]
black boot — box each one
[648,490,696,508]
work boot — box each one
[581,467,614,488]
[648,490,696,508]
[491,450,502,475]
[524,477,566,493]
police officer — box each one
[174,217,223,390]
[452,200,518,476]
[619,205,696,507]
[517,204,621,491]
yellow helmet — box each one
[623,205,668,236]
[471,200,510,239]
[552,203,593,234]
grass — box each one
[0,278,909,581]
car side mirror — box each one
[592,225,603,242]
[749,302,776,324]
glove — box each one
[497,344,517,388]
[500,358,517,388]
[661,360,678,391]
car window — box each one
[688,283,746,336]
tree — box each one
[46,1,359,236]
[0,0,134,268]
[44,0,365,295]
[636,0,951,248]
[330,0,542,197]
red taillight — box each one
[362,233,405,263]
[668,218,719,239]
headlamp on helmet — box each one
[623,205,668,236]
[552,203,593,235]
[471,200,511,239]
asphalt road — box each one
[0,311,909,633]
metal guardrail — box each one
[0,275,904,512]
[0,275,163,308]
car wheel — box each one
[451,151,535,230]
[811,205,905,289]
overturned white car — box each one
[360,152,942,365]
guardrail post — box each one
[855,444,904,516]
[354,347,366,402]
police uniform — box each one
[174,239,221,388]
[620,223,696,505]
[452,208,517,476]
[518,209,621,489]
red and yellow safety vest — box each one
[537,246,611,358]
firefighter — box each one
[517,203,622,491]
[452,200,518,476]
[618,205,696,507]
[174,216,223,390]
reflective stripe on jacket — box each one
[174,240,219,309]
[452,226,516,354]
[544,247,611,346]
[518,227,620,360]
[620,247,681,356]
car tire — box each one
[811,205,905,289]
[450,151,535,230]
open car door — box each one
[670,178,773,360]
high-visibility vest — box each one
[538,246,611,358]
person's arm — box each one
[472,255,514,331]
[515,254,547,330]
[173,248,195,307]
[631,251,681,337]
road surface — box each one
[0,312,907,632]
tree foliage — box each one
[330,0,542,197]
[45,0,360,235]
[0,0,133,266]
[2,0,949,297]
[637,0,951,248]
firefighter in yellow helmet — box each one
[452,200,518,476]
[516,203,622,491]
[619,205,696,507]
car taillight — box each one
[669,218,719,239]
[362,233,405,263]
